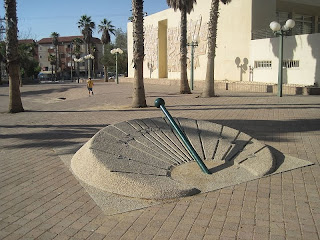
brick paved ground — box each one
[0,80,319,240]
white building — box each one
[127,0,320,88]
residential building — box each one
[38,36,103,79]
[18,39,38,61]
[127,0,320,87]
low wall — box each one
[121,77,320,95]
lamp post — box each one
[70,42,73,81]
[270,19,295,97]
[187,37,198,91]
[110,48,123,84]
[84,54,94,79]
[73,57,83,83]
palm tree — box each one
[72,37,83,80]
[202,0,230,97]
[91,44,98,78]
[5,0,24,113]
[50,32,59,80]
[48,54,56,81]
[98,18,115,82]
[167,0,196,94]
[77,15,95,78]
[131,0,147,108]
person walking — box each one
[87,77,94,96]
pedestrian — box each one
[87,77,94,96]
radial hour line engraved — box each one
[153,130,191,163]
[222,130,241,161]
[237,145,268,164]
[177,118,205,161]
[141,130,187,165]
[147,129,190,163]
[212,125,223,160]
[221,145,233,161]
[225,137,254,162]
[138,119,191,163]
[196,120,206,161]
[176,118,196,150]
[131,121,188,164]
[163,117,195,160]
[111,124,176,164]
[150,118,193,163]
[126,120,184,165]
[92,147,169,170]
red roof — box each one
[38,35,101,44]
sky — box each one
[1,0,169,41]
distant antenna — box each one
[0,16,5,41]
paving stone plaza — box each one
[0,80,320,239]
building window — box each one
[254,61,272,69]
[283,60,299,68]
[294,14,313,35]
[276,12,290,26]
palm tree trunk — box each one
[51,64,54,80]
[132,0,147,108]
[103,65,108,82]
[0,64,3,85]
[202,0,219,97]
[180,7,191,94]
[76,62,80,82]
[55,47,58,80]
[5,0,24,113]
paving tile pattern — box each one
[0,81,319,239]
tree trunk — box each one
[55,46,58,80]
[0,62,3,85]
[202,0,219,97]
[180,7,191,94]
[103,65,108,82]
[132,0,147,108]
[76,62,80,82]
[5,0,24,113]
[51,64,54,80]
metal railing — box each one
[155,98,211,174]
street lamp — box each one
[270,19,295,97]
[70,42,73,81]
[187,35,198,91]
[110,48,123,84]
[73,57,83,83]
[84,54,95,78]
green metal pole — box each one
[190,43,194,91]
[155,98,211,175]
[116,53,119,84]
[278,32,284,97]
[88,58,91,78]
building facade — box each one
[127,0,320,87]
[38,36,103,79]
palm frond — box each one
[166,0,197,14]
